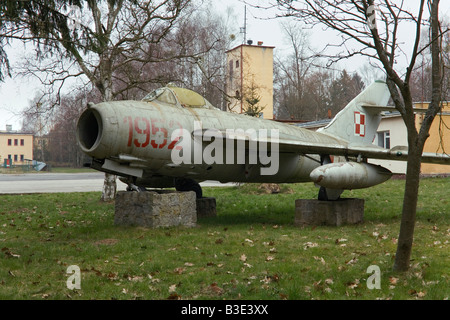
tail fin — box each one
[318,80,391,145]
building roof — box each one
[226,43,275,53]
[0,131,34,135]
[294,119,331,129]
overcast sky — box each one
[0,0,448,131]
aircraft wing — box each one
[195,129,450,165]
[278,139,450,165]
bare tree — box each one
[263,0,448,271]
[328,69,365,115]
[47,90,92,167]
[304,69,333,120]
[274,21,365,121]
[1,0,194,201]
[275,21,315,119]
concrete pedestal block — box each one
[294,198,364,227]
[196,197,217,218]
[114,191,197,228]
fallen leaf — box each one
[167,292,181,300]
[207,283,224,295]
[107,272,118,280]
[260,276,272,284]
[313,256,326,265]
[265,256,274,261]
[303,242,318,250]
[389,276,398,285]
[240,254,247,262]
[169,284,177,293]
[2,247,20,258]
[173,267,185,274]
[347,279,360,289]
[417,291,426,298]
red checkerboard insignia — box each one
[354,111,366,137]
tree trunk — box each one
[393,146,422,271]
[99,72,117,201]
[394,0,442,271]
[101,173,117,202]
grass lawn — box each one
[0,178,448,300]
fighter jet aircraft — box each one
[76,81,450,200]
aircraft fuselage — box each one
[77,99,341,187]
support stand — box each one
[294,198,364,227]
[196,197,217,218]
[114,191,197,228]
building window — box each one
[8,154,11,160]
[377,131,390,149]
[8,139,11,146]
[20,139,24,146]
[14,155,18,162]
[20,155,24,162]
[14,139,18,146]
[236,60,240,68]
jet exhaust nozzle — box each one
[310,162,392,190]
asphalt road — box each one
[0,172,233,194]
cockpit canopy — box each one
[142,85,217,110]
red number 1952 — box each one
[124,116,182,150]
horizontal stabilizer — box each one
[362,105,429,113]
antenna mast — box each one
[240,5,247,44]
